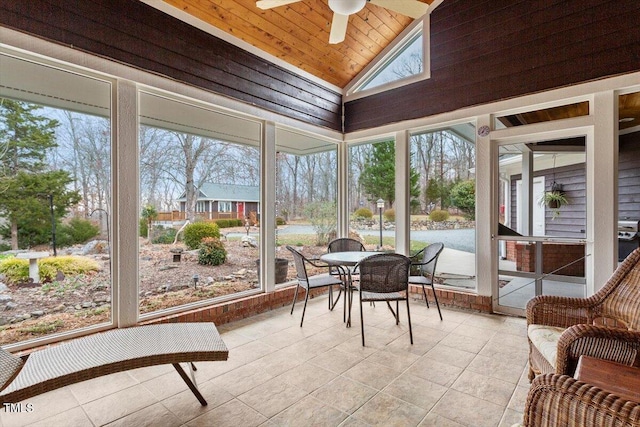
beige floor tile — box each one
[68,371,139,404]
[311,376,377,414]
[258,328,306,349]
[507,385,530,413]
[451,323,498,341]
[424,343,476,369]
[451,370,517,407]
[462,313,507,330]
[365,349,420,373]
[487,332,529,350]
[128,364,175,383]
[210,363,273,396]
[383,332,438,356]
[245,348,304,377]
[339,416,372,427]
[439,332,488,354]
[162,380,233,423]
[82,384,158,426]
[406,357,464,388]
[499,408,524,427]
[466,353,527,384]
[105,402,182,427]
[0,388,79,427]
[479,340,528,363]
[334,335,380,358]
[227,340,278,365]
[186,399,266,427]
[432,389,505,427]
[141,369,191,401]
[351,392,427,426]
[277,363,338,393]
[271,395,348,427]
[342,359,400,390]
[383,373,447,411]
[186,358,240,383]
[418,413,464,427]
[26,406,92,427]
[280,339,331,363]
[309,348,363,374]
[218,330,255,349]
[238,377,307,418]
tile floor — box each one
[0,294,531,427]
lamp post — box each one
[376,198,384,250]
[90,208,110,242]
[47,195,57,257]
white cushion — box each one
[528,324,566,368]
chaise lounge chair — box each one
[0,322,228,405]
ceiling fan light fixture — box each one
[328,0,366,15]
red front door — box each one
[238,202,244,219]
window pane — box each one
[139,92,261,315]
[0,55,112,345]
[410,125,476,290]
[275,131,337,282]
[349,140,396,251]
[358,34,423,92]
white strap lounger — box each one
[0,322,228,405]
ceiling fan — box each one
[256,0,429,44]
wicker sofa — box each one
[526,247,640,380]
[520,374,640,427]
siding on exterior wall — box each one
[619,132,640,220]
[510,162,587,239]
[509,131,640,237]
[345,0,640,132]
[0,0,342,131]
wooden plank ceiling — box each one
[162,0,431,88]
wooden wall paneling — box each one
[346,0,640,132]
[0,0,342,130]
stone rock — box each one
[0,283,8,292]
[53,304,66,312]
[31,310,44,317]
[4,302,17,311]
[0,294,12,303]
[55,270,65,282]
[206,276,214,284]
[241,235,257,247]
[234,268,247,276]
[82,239,109,255]
[81,302,94,308]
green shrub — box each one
[0,255,99,283]
[139,218,148,238]
[0,242,10,252]
[151,226,177,244]
[276,217,287,226]
[214,219,230,228]
[353,207,373,219]
[383,208,395,222]
[183,222,221,250]
[59,218,100,245]
[198,237,227,266]
[429,209,450,222]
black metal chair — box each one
[409,242,444,320]
[327,237,366,253]
[327,237,366,321]
[286,246,345,327]
[355,253,413,346]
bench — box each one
[0,322,228,405]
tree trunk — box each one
[10,220,18,250]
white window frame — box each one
[344,17,430,101]
[218,201,232,212]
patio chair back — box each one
[417,242,444,277]
[358,253,411,295]
[588,247,640,329]
[328,238,365,253]
[287,246,310,288]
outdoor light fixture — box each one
[328,0,366,15]
[377,198,384,250]
[192,274,199,289]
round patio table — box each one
[320,251,381,326]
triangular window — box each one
[346,20,428,99]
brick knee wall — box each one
[146,284,493,327]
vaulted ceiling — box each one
[160,0,432,88]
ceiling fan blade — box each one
[369,0,428,19]
[329,13,349,44]
[256,0,301,10]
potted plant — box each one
[539,183,569,219]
